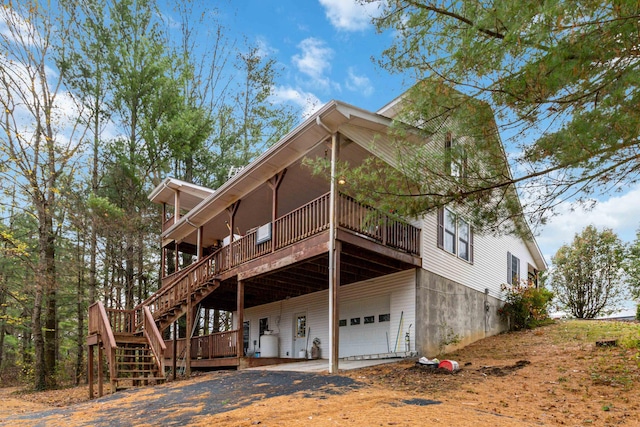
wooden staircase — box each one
[136,250,221,331]
[112,335,165,390]
[88,250,224,397]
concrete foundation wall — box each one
[415,269,507,357]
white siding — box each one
[421,211,541,300]
[244,269,416,358]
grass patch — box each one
[547,320,640,349]
[545,320,640,390]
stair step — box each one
[117,362,156,368]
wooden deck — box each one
[88,192,422,395]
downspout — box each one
[316,116,331,133]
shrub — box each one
[499,282,554,330]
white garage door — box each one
[339,295,391,358]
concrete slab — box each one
[245,357,406,373]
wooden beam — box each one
[172,321,177,380]
[337,228,422,266]
[97,344,104,397]
[186,299,193,376]
[268,169,287,253]
[328,132,340,374]
[88,344,94,399]
[234,233,330,280]
[330,240,341,371]
[237,280,244,359]
[227,201,240,266]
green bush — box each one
[498,282,554,330]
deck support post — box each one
[268,169,287,252]
[98,344,104,396]
[186,298,193,376]
[175,242,180,273]
[237,279,245,359]
[161,203,166,278]
[328,132,340,374]
[172,321,178,380]
[88,344,94,399]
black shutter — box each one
[469,226,474,264]
[437,208,444,249]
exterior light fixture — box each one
[337,176,346,185]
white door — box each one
[293,312,307,358]
[339,295,391,358]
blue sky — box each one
[177,1,640,277]
[214,0,406,115]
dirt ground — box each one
[2,320,639,426]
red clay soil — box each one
[2,320,639,426]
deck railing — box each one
[163,215,178,232]
[137,250,219,322]
[164,330,239,361]
[142,306,166,374]
[275,193,330,249]
[337,194,421,255]
[158,192,420,311]
[105,307,137,334]
[192,330,238,359]
[88,302,117,381]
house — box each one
[87,90,546,396]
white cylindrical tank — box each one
[259,334,279,358]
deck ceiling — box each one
[172,139,374,249]
[199,242,417,312]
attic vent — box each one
[227,166,245,179]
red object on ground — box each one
[438,360,459,371]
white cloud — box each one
[292,38,334,89]
[0,5,40,46]
[536,185,640,263]
[345,67,374,96]
[318,0,383,31]
[255,36,278,57]
[271,85,323,119]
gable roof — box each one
[148,177,215,211]
[149,92,546,271]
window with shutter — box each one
[437,208,473,263]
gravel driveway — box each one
[1,370,361,427]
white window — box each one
[444,209,456,254]
[507,252,520,284]
[458,219,470,261]
[437,208,473,262]
[445,132,467,180]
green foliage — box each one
[551,226,626,319]
[627,230,640,301]
[437,322,460,355]
[358,0,640,229]
[499,282,554,330]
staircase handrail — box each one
[88,301,117,380]
[142,306,166,376]
[134,248,221,327]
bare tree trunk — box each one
[0,276,7,371]
[42,212,57,389]
[76,230,86,385]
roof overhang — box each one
[159,100,393,246]
[148,177,215,211]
